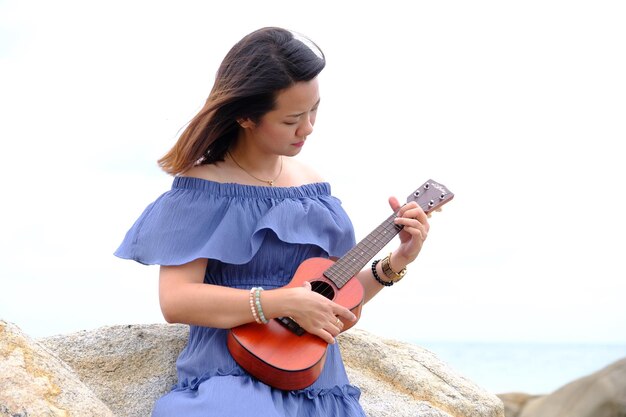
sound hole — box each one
[310,281,335,300]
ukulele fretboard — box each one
[324,213,402,288]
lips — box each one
[292,139,306,147]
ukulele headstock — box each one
[406,179,454,214]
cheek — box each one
[261,123,295,139]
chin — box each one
[286,147,304,156]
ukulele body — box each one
[227,257,364,390]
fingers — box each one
[305,285,357,323]
[313,315,344,344]
[388,196,402,212]
[395,217,429,239]
[399,201,427,221]
[293,285,357,344]
[323,306,355,337]
[323,307,356,342]
[389,198,428,221]
[320,315,347,344]
[394,216,429,235]
[389,198,424,222]
[389,198,430,264]
[334,305,357,323]
[317,329,336,344]
[383,196,434,272]
[328,316,344,335]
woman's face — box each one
[243,77,320,157]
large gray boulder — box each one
[340,328,504,417]
[40,323,504,417]
[518,357,626,417]
[498,358,626,417]
[40,323,186,417]
[0,320,115,417]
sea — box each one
[413,340,626,395]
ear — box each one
[237,118,255,129]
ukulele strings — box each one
[313,211,401,301]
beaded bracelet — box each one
[371,259,394,287]
[249,287,262,324]
[254,287,269,324]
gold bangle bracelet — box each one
[381,252,407,282]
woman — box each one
[115,27,430,416]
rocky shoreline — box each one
[1,319,624,416]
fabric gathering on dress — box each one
[115,176,367,417]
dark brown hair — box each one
[158,27,325,175]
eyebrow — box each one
[286,98,321,118]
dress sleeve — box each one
[114,181,356,266]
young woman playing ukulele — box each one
[116,27,430,417]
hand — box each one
[286,281,357,344]
[388,196,430,270]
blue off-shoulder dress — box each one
[114,177,366,417]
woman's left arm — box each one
[355,197,430,304]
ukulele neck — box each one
[324,213,401,288]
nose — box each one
[297,115,314,137]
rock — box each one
[0,320,115,417]
[516,357,626,417]
[41,323,504,417]
[340,329,504,417]
[40,323,187,417]
[496,392,540,417]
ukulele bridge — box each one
[276,317,306,336]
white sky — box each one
[1,0,625,345]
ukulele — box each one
[227,179,454,390]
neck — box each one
[230,150,281,172]
[230,132,283,172]
[227,147,283,186]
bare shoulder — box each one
[284,157,325,185]
[181,161,232,183]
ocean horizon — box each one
[414,340,626,395]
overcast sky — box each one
[1,0,625,345]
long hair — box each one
[158,27,325,175]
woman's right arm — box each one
[158,258,356,344]
[159,258,255,329]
